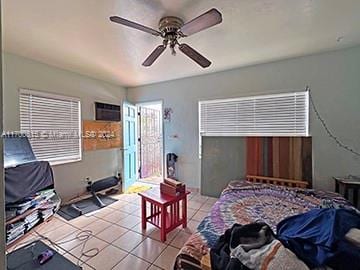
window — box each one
[20,89,81,165]
[199,91,309,137]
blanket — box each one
[277,208,360,270]
[174,181,353,270]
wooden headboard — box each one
[246,175,309,188]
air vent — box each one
[95,102,121,122]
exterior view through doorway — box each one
[137,101,164,185]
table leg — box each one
[182,197,187,229]
[160,205,166,242]
[141,197,146,230]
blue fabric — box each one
[277,208,360,269]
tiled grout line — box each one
[16,191,215,270]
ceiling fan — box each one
[109,8,222,68]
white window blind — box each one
[20,89,81,164]
[199,91,309,137]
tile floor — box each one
[8,187,217,270]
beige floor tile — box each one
[131,222,157,236]
[130,208,142,217]
[170,231,192,249]
[107,200,128,210]
[87,244,127,270]
[119,203,140,214]
[79,263,95,270]
[154,246,180,270]
[63,252,88,268]
[83,218,112,235]
[69,215,98,229]
[112,253,150,270]
[96,224,128,243]
[68,236,108,262]
[200,203,214,212]
[131,237,166,263]
[118,193,139,202]
[35,217,66,234]
[182,220,200,234]
[188,200,204,210]
[127,196,142,206]
[190,195,209,204]
[187,209,197,219]
[117,215,141,229]
[148,227,180,244]
[101,211,129,223]
[93,207,114,218]
[56,229,85,252]
[42,223,78,242]
[206,197,219,204]
[147,265,163,270]
[112,230,145,252]
[192,210,208,222]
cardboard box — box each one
[160,182,185,196]
[164,178,182,187]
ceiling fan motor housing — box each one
[110,8,222,67]
[159,16,184,38]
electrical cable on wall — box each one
[307,86,360,157]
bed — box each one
[174,175,352,270]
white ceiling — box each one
[3,0,360,87]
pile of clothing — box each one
[210,208,360,270]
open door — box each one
[137,101,163,184]
[123,102,137,191]
[139,106,162,178]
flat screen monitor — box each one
[3,134,37,168]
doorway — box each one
[123,102,138,191]
[137,101,163,185]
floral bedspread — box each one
[174,180,351,270]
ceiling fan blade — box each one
[142,45,167,66]
[178,43,211,68]
[110,16,161,36]
[180,8,222,36]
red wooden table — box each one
[139,188,190,242]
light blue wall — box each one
[3,53,127,200]
[128,46,360,192]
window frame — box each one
[198,90,310,158]
[19,88,82,166]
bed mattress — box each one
[174,180,351,270]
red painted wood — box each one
[139,188,190,242]
[141,197,146,229]
[160,205,166,241]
